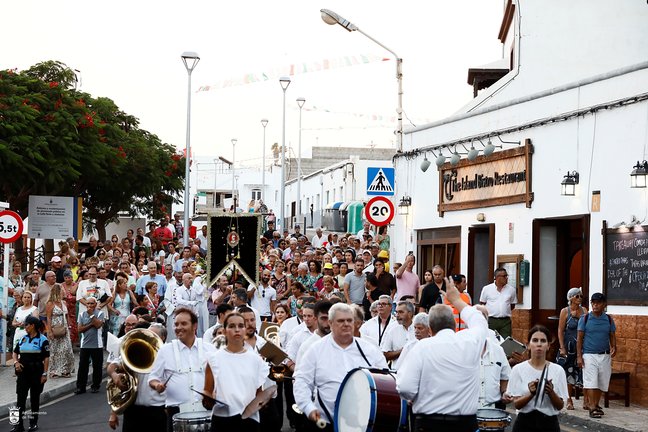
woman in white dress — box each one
[12,291,38,349]
[202,313,268,431]
[507,325,568,432]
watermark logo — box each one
[8,406,20,425]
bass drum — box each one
[334,368,407,432]
[172,411,211,432]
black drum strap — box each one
[355,340,371,367]
[317,390,334,424]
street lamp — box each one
[231,138,237,212]
[296,97,306,218]
[279,77,291,231]
[261,119,269,201]
[320,9,403,152]
[181,51,200,246]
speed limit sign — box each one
[0,210,23,244]
[365,196,395,227]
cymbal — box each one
[241,385,277,419]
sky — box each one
[2,0,504,183]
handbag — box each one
[556,352,567,367]
[51,323,67,338]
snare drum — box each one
[476,408,511,431]
[172,411,212,432]
[334,368,407,432]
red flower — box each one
[49,82,59,88]
[54,98,62,109]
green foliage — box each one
[0,61,185,235]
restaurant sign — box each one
[437,140,533,216]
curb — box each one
[559,412,637,432]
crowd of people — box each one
[2,215,618,432]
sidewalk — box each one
[0,350,105,420]
[557,396,647,432]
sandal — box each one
[566,400,574,410]
[594,406,605,415]
[589,409,603,419]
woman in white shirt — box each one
[507,325,568,432]
[12,291,39,348]
[202,313,268,431]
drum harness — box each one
[316,340,372,424]
[172,338,205,413]
[377,316,391,346]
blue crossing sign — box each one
[366,167,395,196]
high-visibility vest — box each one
[444,292,472,331]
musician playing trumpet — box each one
[202,313,269,431]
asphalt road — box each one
[0,385,628,432]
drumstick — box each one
[292,405,326,429]
[163,373,173,386]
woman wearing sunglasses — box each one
[557,287,588,410]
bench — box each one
[604,371,630,408]
[573,370,630,408]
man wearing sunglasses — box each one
[247,270,276,322]
[479,267,517,339]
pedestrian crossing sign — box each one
[366,167,395,196]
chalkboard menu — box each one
[604,224,648,305]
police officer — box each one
[12,315,50,432]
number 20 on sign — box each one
[0,210,23,243]
[365,196,395,227]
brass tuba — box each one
[106,329,163,414]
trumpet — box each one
[269,363,294,382]
[106,329,163,414]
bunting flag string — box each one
[196,55,390,92]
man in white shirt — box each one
[382,300,415,370]
[176,273,200,318]
[163,270,184,341]
[76,266,112,321]
[294,303,387,430]
[148,308,216,432]
[396,277,488,432]
[195,225,209,253]
[479,267,518,339]
[247,269,277,321]
[230,288,261,332]
[359,294,397,347]
[107,322,167,431]
[479,333,512,409]
[296,300,332,364]
[311,227,325,248]
[286,303,317,370]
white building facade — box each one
[392,0,648,404]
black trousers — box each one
[210,414,259,431]
[259,396,282,432]
[413,414,477,432]
[165,406,180,432]
[16,367,44,427]
[123,405,166,432]
[76,348,103,391]
[283,379,299,428]
[512,410,559,432]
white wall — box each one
[395,68,648,314]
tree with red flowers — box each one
[0,61,185,240]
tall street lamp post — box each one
[320,9,403,152]
[231,138,237,212]
[261,119,269,201]
[181,51,200,246]
[296,97,306,218]
[279,77,291,230]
